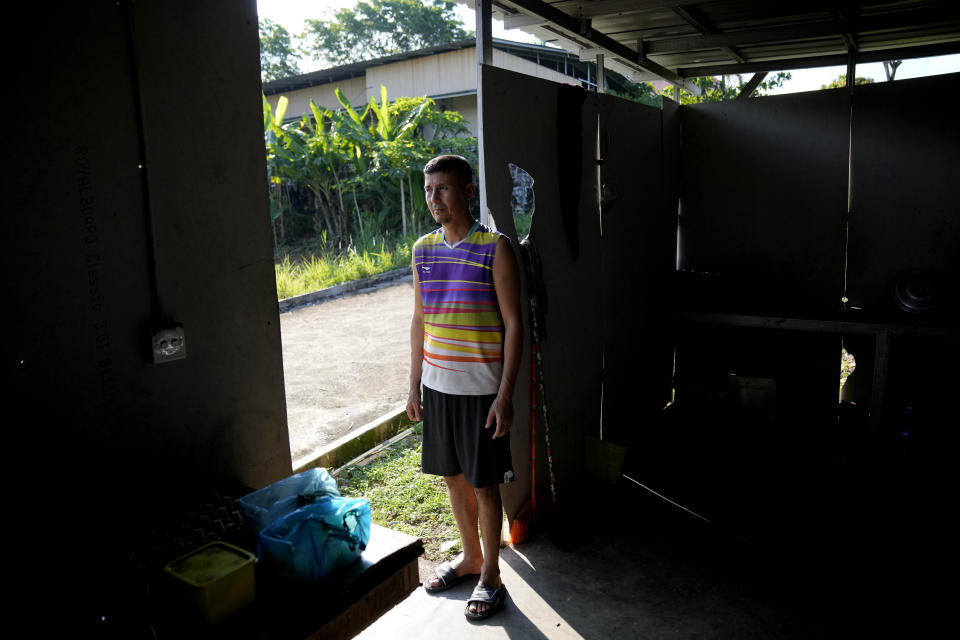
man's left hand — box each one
[485,394,513,439]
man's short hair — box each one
[423,155,474,186]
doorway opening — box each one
[508,163,535,242]
[839,342,857,401]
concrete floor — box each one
[356,490,823,640]
[354,475,948,640]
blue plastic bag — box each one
[258,496,371,582]
[236,468,340,533]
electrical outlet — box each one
[151,325,186,364]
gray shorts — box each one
[421,385,515,488]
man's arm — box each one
[407,252,425,421]
[486,236,524,439]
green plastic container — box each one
[163,541,256,624]
[585,435,627,487]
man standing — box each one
[407,154,522,621]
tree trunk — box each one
[314,191,335,242]
[332,173,350,241]
[400,177,407,237]
[883,60,902,81]
[352,185,364,238]
[278,184,286,243]
[407,172,416,235]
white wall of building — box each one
[265,47,579,135]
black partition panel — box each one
[847,72,960,319]
[481,66,602,515]
[481,66,679,509]
[679,90,850,316]
[596,93,676,445]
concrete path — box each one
[279,276,414,462]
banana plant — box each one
[307,99,359,239]
[364,85,431,235]
[296,101,357,242]
[263,84,477,246]
[334,87,374,148]
[265,92,356,243]
[264,95,292,242]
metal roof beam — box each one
[502,13,545,29]
[548,0,695,19]
[501,0,702,95]
[676,40,960,77]
[672,5,746,64]
[501,0,758,31]
[836,6,858,53]
[646,5,960,54]
[578,47,605,62]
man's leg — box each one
[470,483,503,616]
[427,473,483,589]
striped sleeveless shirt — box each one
[414,221,504,396]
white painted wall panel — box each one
[266,76,368,121]
[368,47,476,98]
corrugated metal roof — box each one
[484,0,960,92]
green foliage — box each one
[304,0,472,66]
[607,80,662,108]
[821,75,875,90]
[661,72,793,104]
[266,94,358,241]
[264,85,476,248]
[259,18,302,81]
[840,346,856,392]
[513,211,533,241]
[755,72,793,95]
[609,72,792,106]
[274,233,415,300]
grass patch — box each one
[274,234,415,300]
[337,426,459,563]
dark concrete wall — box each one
[674,88,850,429]
[845,72,960,439]
[480,65,959,540]
[678,89,850,315]
[10,0,290,537]
[846,72,960,317]
[667,88,851,535]
[661,74,960,544]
